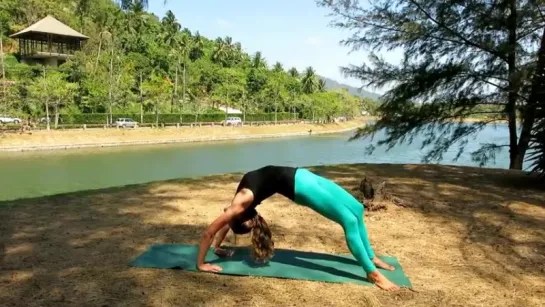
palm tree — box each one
[223,36,234,48]
[213,38,230,66]
[161,11,181,112]
[161,10,181,49]
[252,52,267,69]
[125,3,148,52]
[179,34,192,110]
[318,79,326,92]
[118,0,168,10]
[301,66,318,94]
[190,31,204,61]
[231,41,243,64]
[288,67,299,78]
[273,62,284,73]
[76,0,91,32]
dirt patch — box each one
[1,164,544,306]
[0,119,367,151]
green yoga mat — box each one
[129,244,412,287]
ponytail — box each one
[250,214,274,263]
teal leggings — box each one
[293,168,377,274]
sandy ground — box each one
[1,163,544,307]
[0,119,367,150]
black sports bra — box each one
[235,165,297,210]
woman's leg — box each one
[313,172,395,271]
[313,175,376,259]
[293,168,400,290]
[293,168,377,274]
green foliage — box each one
[1,0,366,127]
[318,0,545,172]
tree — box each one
[189,31,205,61]
[212,68,245,121]
[317,0,545,170]
[118,0,168,10]
[76,0,91,32]
[29,70,78,129]
[288,67,299,78]
[273,62,284,73]
[251,52,267,70]
[161,10,181,112]
[262,73,289,122]
[301,66,318,94]
[142,73,172,125]
[317,79,326,92]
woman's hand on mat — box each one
[198,263,223,273]
[214,247,234,258]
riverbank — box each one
[1,163,543,307]
[0,119,367,152]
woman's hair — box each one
[250,214,274,263]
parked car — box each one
[114,118,138,128]
[0,115,22,124]
[223,117,242,126]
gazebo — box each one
[9,15,89,67]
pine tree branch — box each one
[533,1,545,23]
[332,8,490,55]
[518,24,545,41]
[407,0,507,62]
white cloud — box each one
[304,36,322,46]
[216,18,232,29]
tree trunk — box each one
[95,32,103,73]
[225,94,229,123]
[155,101,159,126]
[80,12,84,33]
[182,61,186,110]
[173,59,178,114]
[108,49,114,125]
[42,66,50,131]
[514,27,545,169]
[0,32,5,112]
[275,101,278,123]
[54,102,59,129]
[506,0,520,169]
[139,72,143,124]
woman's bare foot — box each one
[373,257,395,271]
[367,271,399,291]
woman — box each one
[196,165,400,291]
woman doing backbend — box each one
[196,165,400,291]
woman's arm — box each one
[213,207,232,251]
[212,225,231,250]
[196,191,252,271]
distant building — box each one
[9,15,89,67]
[217,105,243,114]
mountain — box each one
[318,75,382,100]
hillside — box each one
[318,75,382,100]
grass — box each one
[1,163,544,306]
[0,119,366,149]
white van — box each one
[224,117,242,126]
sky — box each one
[147,0,403,95]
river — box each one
[0,122,520,201]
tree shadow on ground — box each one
[2,176,385,307]
[0,180,272,307]
[1,163,544,306]
[309,163,545,302]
